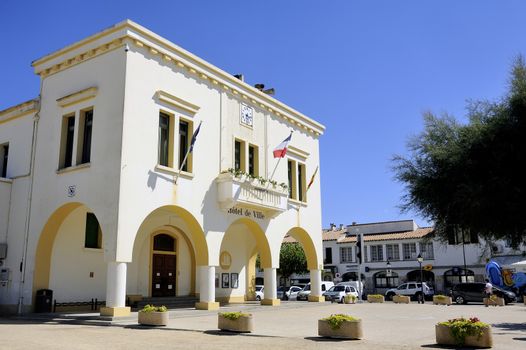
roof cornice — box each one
[32,20,325,137]
[0,98,39,124]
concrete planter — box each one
[483,297,505,306]
[218,313,254,333]
[367,295,385,303]
[393,295,410,304]
[318,319,363,339]
[138,311,169,326]
[433,296,452,305]
[435,324,492,348]
[344,295,357,304]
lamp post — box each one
[386,260,392,277]
[417,253,424,304]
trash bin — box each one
[35,289,53,313]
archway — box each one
[129,206,204,298]
[407,270,435,289]
[32,202,106,304]
[218,218,272,303]
[443,268,475,289]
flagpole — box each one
[174,121,202,185]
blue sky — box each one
[2,1,525,228]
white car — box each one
[297,281,335,301]
[277,285,303,300]
[323,285,359,303]
[255,285,264,301]
[385,282,434,301]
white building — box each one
[0,20,326,316]
[321,220,514,294]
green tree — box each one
[278,243,308,279]
[393,57,526,247]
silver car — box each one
[323,285,358,303]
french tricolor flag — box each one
[273,132,292,158]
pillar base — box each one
[261,298,281,306]
[195,301,220,310]
[308,295,325,302]
[100,306,131,317]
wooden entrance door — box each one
[152,254,176,297]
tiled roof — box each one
[282,235,298,243]
[337,227,434,244]
[322,229,347,241]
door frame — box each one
[149,231,179,297]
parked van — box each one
[337,281,365,293]
[297,281,335,301]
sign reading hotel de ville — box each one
[227,206,265,220]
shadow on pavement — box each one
[421,344,470,349]
[304,336,359,343]
[492,322,526,332]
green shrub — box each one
[438,317,489,345]
[219,311,250,320]
[321,314,358,330]
[344,294,358,302]
[140,304,167,312]
[434,294,449,300]
[368,294,383,298]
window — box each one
[248,144,259,176]
[158,112,171,167]
[59,115,75,168]
[444,268,475,289]
[297,163,306,202]
[340,247,353,263]
[447,229,478,245]
[84,213,102,249]
[386,244,400,260]
[234,139,246,172]
[0,144,8,178]
[325,247,333,264]
[402,243,417,260]
[179,119,189,171]
[419,242,434,259]
[370,245,383,262]
[374,271,399,288]
[287,159,296,199]
[77,109,93,164]
[153,234,175,252]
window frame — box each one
[84,212,102,249]
[402,243,417,260]
[0,143,8,178]
[386,244,400,260]
[77,108,93,165]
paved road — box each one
[1,301,525,349]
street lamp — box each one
[386,260,392,277]
[417,253,424,304]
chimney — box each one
[234,74,244,82]
[351,221,357,226]
[330,223,336,231]
[339,224,345,230]
[254,83,265,91]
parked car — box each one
[255,285,264,301]
[277,285,303,300]
[337,281,365,294]
[323,285,359,303]
[297,281,335,301]
[449,282,516,305]
[385,282,434,301]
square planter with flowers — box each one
[138,304,169,326]
[367,294,385,303]
[436,317,492,348]
[433,295,452,305]
[393,295,410,304]
[483,295,505,306]
[318,314,363,339]
[344,294,358,304]
[218,312,254,333]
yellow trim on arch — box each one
[286,227,318,271]
[227,217,272,269]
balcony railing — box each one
[216,173,288,218]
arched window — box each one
[342,272,365,282]
[444,268,474,289]
[374,271,399,288]
[153,234,175,252]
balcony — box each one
[216,172,288,218]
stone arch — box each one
[132,205,208,266]
[32,202,103,300]
[282,227,319,271]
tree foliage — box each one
[393,57,526,246]
[277,243,308,279]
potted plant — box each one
[318,314,363,339]
[433,294,452,305]
[218,312,254,333]
[367,294,385,303]
[344,294,358,304]
[393,294,410,304]
[436,317,492,348]
[138,304,168,326]
[483,294,505,307]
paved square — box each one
[1,301,524,349]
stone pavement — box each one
[1,301,525,349]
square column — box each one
[195,265,220,310]
[100,262,131,317]
[308,269,325,302]
[262,268,280,306]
